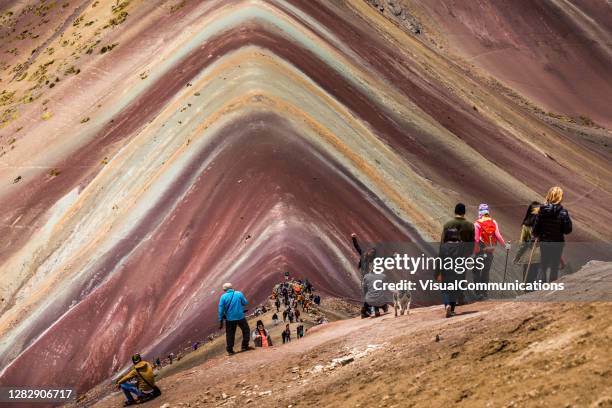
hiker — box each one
[296,293,303,308]
[155,357,161,369]
[272,312,279,325]
[314,294,321,305]
[115,354,160,406]
[436,228,463,317]
[304,278,312,293]
[167,353,174,364]
[362,247,392,317]
[533,187,572,282]
[282,324,292,343]
[282,308,289,322]
[252,320,273,348]
[218,282,253,355]
[294,308,301,322]
[473,204,510,299]
[296,324,304,339]
[288,309,295,323]
[513,202,541,286]
[275,297,281,312]
[192,341,199,351]
[352,233,375,277]
[441,203,475,256]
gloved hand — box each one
[505,243,511,251]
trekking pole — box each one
[524,238,538,287]
[502,246,509,284]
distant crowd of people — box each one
[217,277,320,356]
[271,279,316,342]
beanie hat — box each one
[131,353,141,364]
[454,203,466,216]
[478,203,489,217]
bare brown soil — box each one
[83,296,611,408]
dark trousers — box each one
[442,290,459,311]
[474,252,493,297]
[362,302,387,316]
[225,318,250,352]
[361,302,371,317]
[540,242,564,282]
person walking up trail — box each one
[218,282,253,355]
[473,204,510,299]
[252,320,273,348]
[282,324,292,343]
[514,201,541,286]
[533,187,572,282]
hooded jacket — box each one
[116,361,155,392]
[533,204,572,242]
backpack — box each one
[477,218,497,252]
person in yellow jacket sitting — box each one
[116,354,157,406]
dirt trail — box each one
[83,267,612,408]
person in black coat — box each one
[436,228,464,317]
[533,187,572,282]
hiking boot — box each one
[123,401,137,407]
[227,350,236,356]
[361,313,370,319]
[241,346,255,352]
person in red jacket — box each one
[473,203,510,299]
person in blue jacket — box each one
[218,282,253,355]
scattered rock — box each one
[336,356,354,366]
[258,390,272,396]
